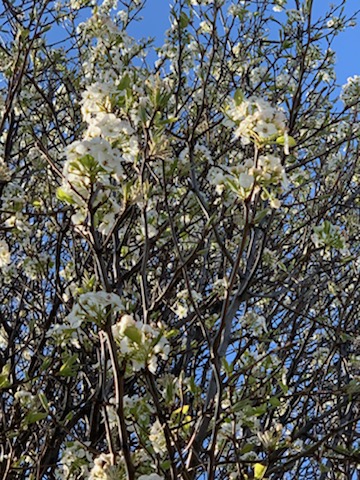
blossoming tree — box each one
[1,0,360,478]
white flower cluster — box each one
[14,389,37,409]
[106,393,155,432]
[138,475,164,480]
[48,292,123,346]
[172,288,202,319]
[241,311,268,335]
[89,453,119,480]
[71,291,123,323]
[0,158,11,181]
[21,252,51,281]
[272,0,286,12]
[81,83,127,134]
[79,11,140,83]
[58,80,138,230]
[249,66,268,86]
[69,0,89,10]
[208,153,288,208]
[0,239,10,268]
[62,444,164,480]
[225,95,286,146]
[257,423,283,450]
[311,221,348,256]
[112,314,170,373]
[217,396,261,460]
[149,419,167,455]
[207,91,292,207]
[286,9,304,24]
[340,75,360,107]
[190,0,214,5]
[57,441,93,479]
[78,11,120,39]
[276,73,297,91]
[0,325,8,350]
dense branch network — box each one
[0,0,359,479]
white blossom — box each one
[138,475,164,480]
[112,315,169,373]
[341,75,360,107]
[149,419,167,455]
[0,239,10,268]
[0,158,11,181]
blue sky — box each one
[312,0,360,84]
[127,0,360,86]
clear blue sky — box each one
[312,0,360,84]
[127,0,360,86]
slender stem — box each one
[105,330,135,480]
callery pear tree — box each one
[1,0,360,479]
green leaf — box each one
[165,116,178,124]
[38,393,49,413]
[40,357,52,372]
[250,403,267,416]
[234,88,244,106]
[124,325,142,344]
[345,380,360,394]
[254,463,267,480]
[164,380,174,404]
[276,135,296,147]
[269,396,281,407]
[20,28,30,40]
[282,40,293,48]
[278,262,287,272]
[179,12,189,29]
[161,460,171,470]
[156,116,178,126]
[58,354,78,377]
[165,329,178,339]
[138,106,148,124]
[64,412,74,423]
[236,8,247,21]
[178,405,190,415]
[25,412,48,424]
[56,187,75,205]
[118,74,131,90]
[78,154,97,171]
[332,445,351,455]
[319,463,330,473]
[254,208,270,224]
[0,364,11,389]
[172,405,190,418]
[278,381,288,394]
[222,358,233,375]
[187,376,197,395]
[233,400,250,412]
[240,443,254,454]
